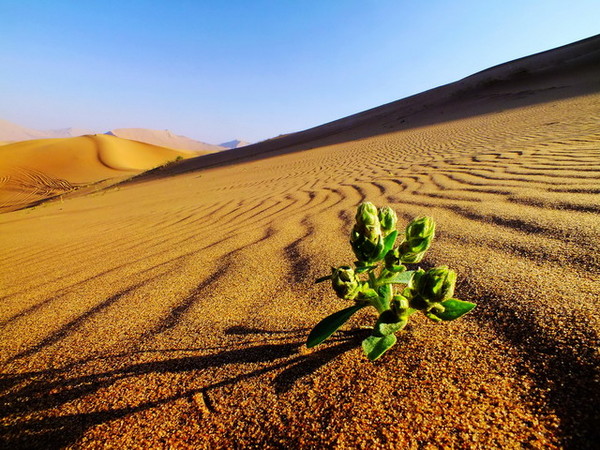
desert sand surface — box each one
[0,134,195,213]
[1,37,599,448]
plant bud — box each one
[351,234,385,263]
[356,202,379,226]
[331,266,361,300]
[354,202,381,242]
[391,294,410,312]
[378,206,397,236]
[416,266,456,303]
[351,202,385,262]
[384,248,405,272]
[404,216,436,253]
[397,242,425,264]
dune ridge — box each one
[0,36,599,448]
[107,128,225,153]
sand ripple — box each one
[1,87,599,447]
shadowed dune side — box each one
[0,39,599,448]
[128,34,600,183]
[0,134,195,212]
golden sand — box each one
[0,38,599,448]
[0,134,196,213]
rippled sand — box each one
[1,40,599,448]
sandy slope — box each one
[1,38,599,448]
[0,134,194,212]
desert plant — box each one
[307,202,475,360]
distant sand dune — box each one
[107,128,225,153]
[0,36,599,448]
[0,134,195,212]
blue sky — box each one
[1,1,599,144]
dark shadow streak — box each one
[143,267,229,337]
[141,225,277,339]
[282,218,314,284]
[7,280,150,362]
[273,329,369,394]
[0,332,362,448]
[460,281,600,450]
[224,325,308,335]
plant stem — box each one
[368,270,377,286]
[367,270,387,313]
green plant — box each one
[307,202,476,360]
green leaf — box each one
[362,334,397,361]
[431,299,476,321]
[383,230,398,252]
[374,310,407,336]
[424,311,443,323]
[315,275,332,284]
[355,264,377,273]
[306,304,365,348]
[377,284,393,304]
[359,285,379,300]
[376,230,398,260]
[379,270,415,285]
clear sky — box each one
[1,1,599,144]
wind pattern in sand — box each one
[0,90,599,446]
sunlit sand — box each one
[0,36,598,447]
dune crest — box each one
[107,128,225,153]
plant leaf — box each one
[379,270,415,285]
[362,334,397,361]
[315,275,332,284]
[431,299,476,321]
[374,310,407,336]
[377,284,393,305]
[376,230,398,260]
[383,230,398,252]
[424,311,443,323]
[306,304,365,348]
[355,264,377,273]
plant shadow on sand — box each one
[0,327,369,448]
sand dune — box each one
[0,36,599,448]
[44,127,96,138]
[0,119,52,142]
[0,134,194,212]
[152,34,599,179]
[0,119,95,142]
[220,139,251,149]
[107,128,225,153]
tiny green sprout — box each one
[308,202,476,361]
